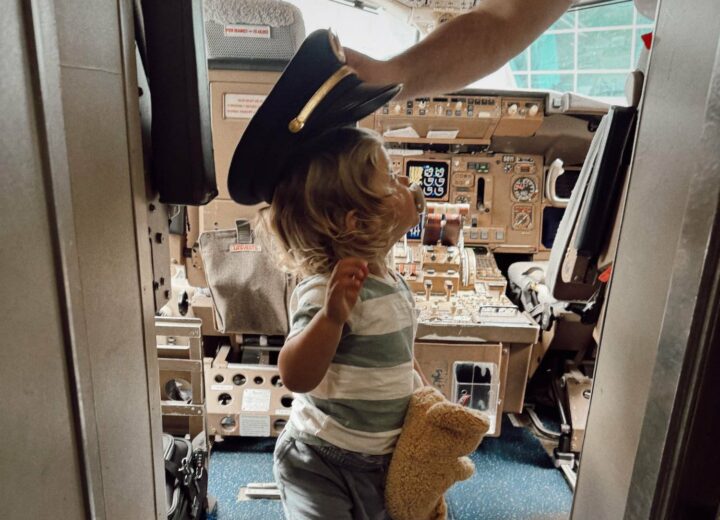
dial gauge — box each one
[512,176,538,202]
[512,205,534,230]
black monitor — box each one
[406,159,450,201]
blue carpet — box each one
[207,437,284,520]
[446,417,572,520]
[208,418,572,520]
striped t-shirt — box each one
[285,271,417,455]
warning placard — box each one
[240,415,270,436]
[224,94,266,119]
[224,24,271,39]
[241,389,271,412]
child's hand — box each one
[322,258,369,326]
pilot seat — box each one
[507,105,638,472]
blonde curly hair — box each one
[259,126,397,277]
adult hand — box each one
[323,258,369,326]
[345,47,401,86]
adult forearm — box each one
[388,0,572,98]
[278,310,343,393]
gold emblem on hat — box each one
[288,64,353,134]
[288,30,352,134]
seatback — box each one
[545,106,637,302]
[204,0,305,67]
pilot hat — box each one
[227,29,402,205]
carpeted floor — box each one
[207,417,572,520]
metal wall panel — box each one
[2,0,165,517]
[1,1,87,517]
[572,0,720,518]
[53,0,164,517]
[626,23,720,520]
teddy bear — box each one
[385,386,490,520]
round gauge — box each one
[512,205,534,230]
[512,176,538,201]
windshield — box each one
[285,0,418,59]
[506,1,654,103]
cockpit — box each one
[147,0,647,516]
[6,0,720,519]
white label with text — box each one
[240,414,270,436]
[224,24,271,38]
[224,94,266,119]
[242,389,271,412]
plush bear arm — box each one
[427,401,490,436]
[456,456,475,481]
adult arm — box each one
[345,0,572,99]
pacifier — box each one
[409,182,426,214]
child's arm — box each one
[279,258,369,393]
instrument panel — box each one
[368,95,544,142]
[391,151,544,252]
[361,93,547,253]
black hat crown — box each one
[228,29,401,205]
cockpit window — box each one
[286,0,418,59]
[508,1,655,102]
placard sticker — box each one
[274,408,291,416]
[224,94,266,119]
[241,389,271,412]
[211,384,233,392]
[229,243,262,253]
[240,415,270,436]
[224,24,271,39]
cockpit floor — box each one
[207,417,572,520]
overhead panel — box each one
[391,0,480,9]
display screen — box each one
[406,219,423,241]
[407,160,449,200]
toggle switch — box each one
[444,280,453,301]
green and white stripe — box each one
[286,272,417,454]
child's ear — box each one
[345,210,358,232]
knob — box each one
[528,104,539,117]
[507,103,518,115]
[394,104,402,114]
